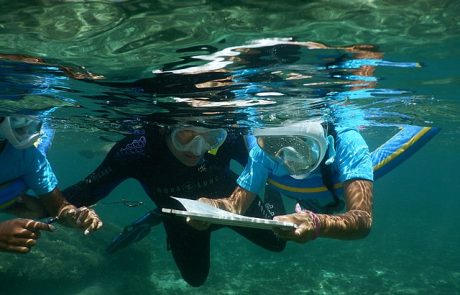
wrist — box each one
[298,209,321,240]
[57,204,75,216]
[308,211,321,240]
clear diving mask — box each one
[254,120,332,179]
[171,126,227,156]
[0,116,42,149]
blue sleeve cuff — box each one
[237,157,268,194]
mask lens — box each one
[173,129,199,147]
[200,129,227,149]
[10,117,42,138]
[257,136,321,175]
[172,127,227,152]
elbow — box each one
[347,209,372,239]
[359,224,372,239]
[357,214,373,239]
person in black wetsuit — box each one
[63,124,285,287]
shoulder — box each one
[334,126,369,151]
[110,127,166,159]
[333,127,373,182]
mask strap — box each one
[325,135,336,165]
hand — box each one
[273,212,320,243]
[0,218,55,254]
[185,197,215,231]
[57,205,103,235]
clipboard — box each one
[162,197,297,230]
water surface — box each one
[0,1,459,294]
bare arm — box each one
[200,185,257,214]
[188,186,257,230]
[274,179,373,242]
[319,179,373,239]
[39,188,69,218]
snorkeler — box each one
[0,115,103,254]
[190,119,374,243]
[63,124,286,287]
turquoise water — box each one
[1,0,460,294]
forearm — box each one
[317,209,372,239]
[317,180,373,240]
[62,180,101,207]
[63,167,125,207]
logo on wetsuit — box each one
[154,175,221,194]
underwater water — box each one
[1,0,460,294]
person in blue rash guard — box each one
[191,119,374,244]
[63,124,286,287]
[0,116,103,254]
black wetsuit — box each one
[63,126,285,287]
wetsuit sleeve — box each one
[63,135,148,207]
[334,127,373,183]
[23,148,58,196]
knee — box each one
[182,272,207,287]
[268,240,287,252]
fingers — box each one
[83,215,103,235]
[186,217,210,231]
[24,220,55,233]
[0,241,31,254]
[61,206,77,219]
[58,205,103,234]
[273,215,310,243]
[0,237,39,254]
[272,227,304,243]
[11,220,53,240]
[9,237,38,248]
[75,207,90,225]
[13,228,41,239]
[197,197,214,206]
[74,207,103,235]
[272,226,296,240]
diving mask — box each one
[254,121,329,178]
[0,116,42,149]
[171,126,227,156]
